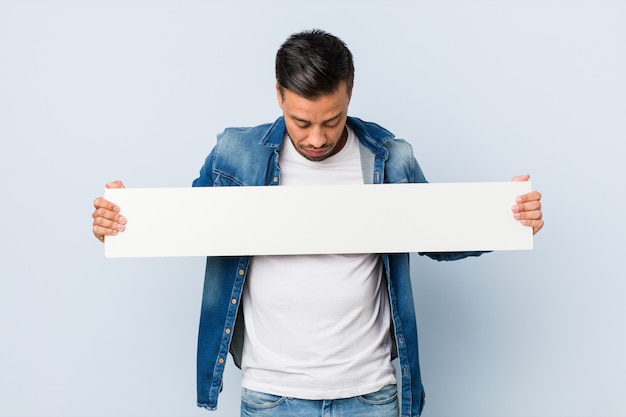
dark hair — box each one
[276,29,354,100]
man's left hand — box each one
[511,174,544,235]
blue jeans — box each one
[240,384,399,417]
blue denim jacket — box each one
[192,116,481,417]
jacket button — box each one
[231,298,237,304]
[225,328,231,334]
[238,269,244,275]
[273,177,278,183]
[218,358,224,364]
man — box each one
[92,29,543,417]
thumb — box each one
[512,174,530,182]
[105,180,125,189]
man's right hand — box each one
[92,180,126,243]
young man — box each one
[92,29,543,417]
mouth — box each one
[300,147,333,161]
[304,148,330,157]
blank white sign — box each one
[104,182,532,257]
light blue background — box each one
[1,1,624,416]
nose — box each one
[308,126,326,148]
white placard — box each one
[104,182,532,257]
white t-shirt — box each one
[240,127,396,399]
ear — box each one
[275,83,284,110]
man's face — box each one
[277,82,351,162]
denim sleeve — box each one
[412,155,427,184]
[192,147,217,188]
[418,251,490,261]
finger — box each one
[93,212,126,229]
[93,224,122,242]
[93,197,120,216]
[512,174,530,182]
[512,200,542,214]
[515,191,542,204]
[513,209,543,221]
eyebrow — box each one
[290,111,344,125]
